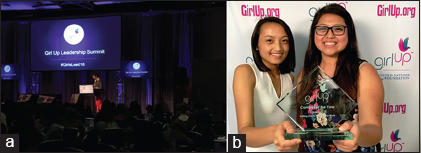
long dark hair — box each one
[251,17,296,74]
[296,4,362,107]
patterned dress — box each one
[302,101,380,152]
[301,64,381,152]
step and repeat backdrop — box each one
[226,1,419,152]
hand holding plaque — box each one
[276,66,357,141]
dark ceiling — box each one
[1,1,225,21]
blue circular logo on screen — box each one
[4,65,10,73]
[64,24,84,45]
[133,62,140,70]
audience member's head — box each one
[97,100,115,122]
[33,106,50,130]
[129,101,142,117]
[18,103,37,128]
[153,104,165,122]
[122,116,137,130]
[146,105,154,114]
[84,105,94,118]
[116,104,129,116]
[101,100,113,112]
[111,102,117,110]
[175,104,190,117]
[171,118,189,133]
[155,103,163,113]
[64,107,82,128]
[48,101,66,124]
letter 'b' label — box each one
[228,134,246,152]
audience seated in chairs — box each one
[93,100,120,139]
[4,96,224,152]
[37,139,63,152]
[191,109,217,151]
[185,131,204,151]
[37,107,86,151]
[44,101,66,140]
[1,98,18,132]
[119,119,171,152]
[117,115,137,130]
[83,105,94,118]
[113,103,130,121]
[100,128,133,150]
[63,107,86,137]
[153,103,164,121]
[171,117,194,151]
[129,101,143,119]
[38,129,83,152]
[81,129,99,151]
[62,127,82,149]
[18,102,47,152]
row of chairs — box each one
[38,139,118,152]
[37,122,226,152]
[37,127,132,152]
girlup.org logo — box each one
[241,5,280,18]
[375,37,412,81]
[308,1,348,21]
[383,102,406,115]
[377,4,416,18]
[381,129,405,152]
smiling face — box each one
[314,13,348,57]
[257,22,289,69]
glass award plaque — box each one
[276,66,356,141]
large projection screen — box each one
[31,16,121,71]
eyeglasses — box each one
[315,26,347,36]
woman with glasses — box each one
[293,4,384,152]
